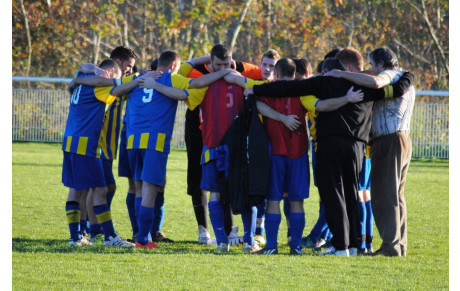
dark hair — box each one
[132,64,138,74]
[324,48,343,59]
[316,60,324,74]
[110,46,138,62]
[321,57,345,73]
[150,58,159,71]
[336,47,363,71]
[274,58,296,78]
[262,49,281,62]
[98,59,121,75]
[369,47,399,69]
[293,58,312,76]
[158,50,180,68]
[210,44,232,60]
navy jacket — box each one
[216,96,270,214]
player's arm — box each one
[361,71,414,101]
[189,68,234,88]
[324,69,391,89]
[252,78,321,98]
[225,73,267,89]
[71,75,116,87]
[188,56,211,67]
[79,63,103,75]
[177,56,211,77]
[235,61,262,80]
[111,75,140,97]
[223,72,246,88]
[138,78,189,100]
[256,100,301,132]
[315,86,364,112]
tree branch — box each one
[230,0,252,49]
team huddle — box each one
[63,43,415,257]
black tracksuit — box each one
[253,73,413,250]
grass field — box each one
[12,142,449,289]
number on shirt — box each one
[226,85,234,108]
[70,85,82,105]
[284,98,292,114]
[142,88,154,103]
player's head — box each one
[260,49,281,81]
[321,57,345,75]
[210,44,232,72]
[368,47,399,74]
[98,59,122,78]
[274,58,296,81]
[110,46,138,77]
[158,50,181,73]
[150,58,159,71]
[336,47,363,72]
[324,48,343,59]
[132,64,138,74]
[293,58,312,80]
[316,60,324,75]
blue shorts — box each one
[200,160,219,192]
[128,149,167,187]
[358,156,371,190]
[102,159,116,186]
[268,152,310,201]
[118,128,132,178]
[62,152,106,191]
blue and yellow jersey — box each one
[244,78,266,89]
[98,73,139,160]
[62,72,118,157]
[301,95,320,151]
[125,72,206,153]
[98,97,124,160]
[364,144,371,158]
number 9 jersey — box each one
[124,72,192,154]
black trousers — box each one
[185,108,233,235]
[315,135,364,250]
[185,108,203,197]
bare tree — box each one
[403,0,448,74]
[19,0,32,76]
[230,0,252,49]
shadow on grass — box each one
[12,162,62,168]
[11,237,252,256]
[410,158,449,168]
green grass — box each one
[12,142,449,289]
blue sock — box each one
[89,223,102,238]
[242,206,257,246]
[365,200,374,249]
[66,201,81,241]
[134,197,142,220]
[126,193,138,236]
[283,197,291,237]
[94,204,116,239]
[136,205,155,245]
[208,201,228,245]
[289,212,305,249]
[359,201,367,249]
[106,192,115,210]
[322,228,333,242]
[265,213,282,249]
[151,192,165,234]
[255,199,266,236]
[309,201,328,243]
[80,219,87,236]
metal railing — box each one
[12,79,449,158]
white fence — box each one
[12,81,449,159]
